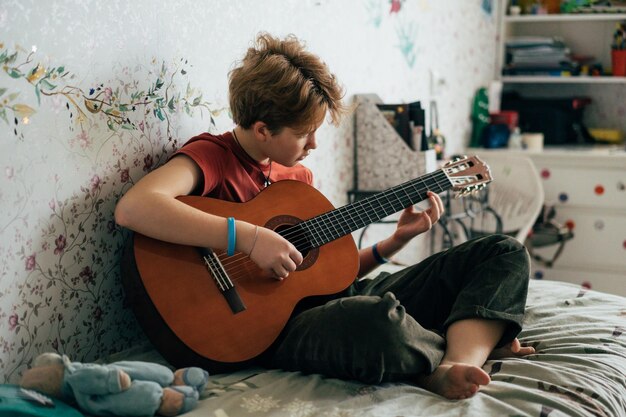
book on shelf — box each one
[375,101,429,151]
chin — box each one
[278,159,299,167]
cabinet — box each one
[476,148,626,297]
[526,149,626,296]
[494,2,626,141]
[496,1,626,84]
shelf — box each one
[501,75,626,84]
[505,13,626,23]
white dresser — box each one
[475,147,626,296]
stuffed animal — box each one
[20,353,209,417]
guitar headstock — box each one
[443,155,492,196]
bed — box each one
[106,276,626,417]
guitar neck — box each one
[296,169,452,248]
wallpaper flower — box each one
[0,43,221,382]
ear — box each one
[251,121,271,142]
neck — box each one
[233,127,270,165]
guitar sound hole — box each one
[275,224,310,258]
[265,215,318,270]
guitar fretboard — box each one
[284,169,451,250]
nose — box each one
[306,132,317,150]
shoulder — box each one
[175,132,232,159]
[171,132,239,177]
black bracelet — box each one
[372,243,389,264]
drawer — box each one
[533,165,626,209]
[531,265,626,297]
[529,207,626,272]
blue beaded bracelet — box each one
[372,242,388,264]
[227,217,236,256]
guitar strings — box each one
[221,190,452,282]
[218,170,451,278]
[218,171,452,280]
[216,171,454,283]
[219,170,449,267]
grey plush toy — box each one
[20,353,208,416]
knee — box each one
[485,234,528,258]
[472,234,530,276]
[333,292,409,338]
[484,233,523,249]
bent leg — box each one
[356,234,531,398]
[358,234,530,347]
[272,292,444,384]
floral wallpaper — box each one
[0,44,220,382]
[1,0,503,383]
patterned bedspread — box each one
[181,279,626,417]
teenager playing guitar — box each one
[115,32,534,400]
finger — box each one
[418,211,433,231]
[290,248,304,265]
[284,258,298,273]
[426,193,441,222]
[435,193,445,215]
[426,191,443,214]
[428,191,445,216]
[271,268,286,281]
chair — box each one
[462,154,544,244]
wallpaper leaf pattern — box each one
[1,45,221,140]
[0,44,220,382]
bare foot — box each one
[417,363,491,400]
[488,338,535,360]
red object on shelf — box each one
[612,49,626,77]
[489,111,519,131]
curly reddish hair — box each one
[229,32,347,134]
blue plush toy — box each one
[19,353,208,417]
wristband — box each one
[227,217,236,256]
[372,242,388,264]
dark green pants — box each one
[271,234,530,384]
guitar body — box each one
[122,180,359,373]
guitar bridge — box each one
[197,247,246,314]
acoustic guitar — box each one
[121,155,491,373]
